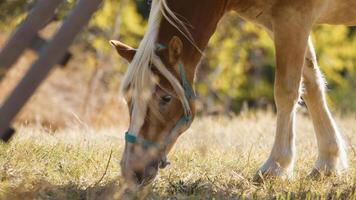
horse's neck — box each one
[158,0,229,83]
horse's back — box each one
[316,0,356,25]
[271,0,356,26]
[232,0,356,26]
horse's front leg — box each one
[254,11,313,181]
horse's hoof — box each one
[307,167,342,180]
[253,159,292,184]
[252,169,289,185]
[252,171,265,184]
[307,168,322,180]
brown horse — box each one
[111,0,354,187]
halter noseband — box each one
[124,43,195,168]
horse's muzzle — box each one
[129,159,159,186]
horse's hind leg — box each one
[302,38,348,177]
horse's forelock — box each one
[121,0,192,135]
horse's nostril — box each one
[133,170,144,184]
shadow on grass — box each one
[2,178,355,200]
[1,179,237,199]
[2,180,120,200]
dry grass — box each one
[0,112,354,199]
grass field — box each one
[0,112,355,199]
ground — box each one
[0,112,355,199]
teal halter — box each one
[124,43,195,167]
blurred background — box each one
[1,0,356,129]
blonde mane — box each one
[120,0,196,134]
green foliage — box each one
[66,0,146,54]
[0,0,29,30]
[135,0,151,19]
[312,25,356,111]
[203,13,275,111]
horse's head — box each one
[111,35,196,186]
[110,0,229,187]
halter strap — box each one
[124,43,195,167]
[156,43,167,51]
[125,131,155,149]
[178,63,195,99]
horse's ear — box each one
[168,36,183,64]
[110,40,136,62]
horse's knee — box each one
[274,83,301,112]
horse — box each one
[110,0,353,187]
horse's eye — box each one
[160,95,172,104]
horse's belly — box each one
[317,1,356,26]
